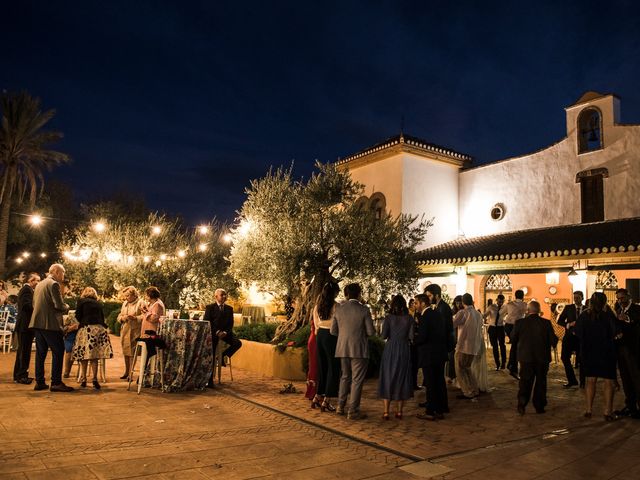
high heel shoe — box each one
[311,398,322,409]
[382,412,390,420]
[395,412,403,419]
[80,378,87,388]
[321,401,336,412]
[583,412,592,419]
[119,373,129,380]
[93,380,101,390]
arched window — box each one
[368,192,387,220]
[596,270,619,305]
[577,107,603,153]
[354,196,369,211]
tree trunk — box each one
[273,267,334,342]
[0,180,15,278]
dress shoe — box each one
[435,412,445,420]
[119,373,129,380]
[614,407,631,417]
[517,405,525,415]
[50,383,74,392]
[536,409,546,414]
[563,382,578,388]
[418,401,427,408]
[456,394,475,400]
[92,380,101,390]
[15,377,33,385]
[442,407,450,414]
[417,412,436,421]
[34,383,49,391]
[206,382,216,389]
[500,363,506,370]
[347,411,367,420]
[335,406,345,415]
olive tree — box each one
[228,162,431,341]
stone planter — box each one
[232,339,305,381]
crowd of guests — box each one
[305,282,640,422]
[9,264,242,393]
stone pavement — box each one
[1,336,640,479]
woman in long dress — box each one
[117,286,144,379]
[72,287,113,389]
[378,294,414,419]
[313,282,341,411]
[576,292,619,421]
[305,318,319,404]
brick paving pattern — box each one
[1,336,639,479]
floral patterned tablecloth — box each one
[155,318,213,392]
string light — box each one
[151,225,162,235]
[198,243,207,252]
[177,250,186,258]
[143,256,151,263]
[15,258,23,264]
[222,233,232,243]
[22,251,30,258]
[40,253,47,258]
[29,214,43,226]
[159,254,167,261]
[198,226,209,235]
[92,221,106,233]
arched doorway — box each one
[480,274,512,311]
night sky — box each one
[3,1,640,223]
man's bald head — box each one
[527,300,541,315]
[49,263,66,282]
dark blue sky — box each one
[3,0,640,223]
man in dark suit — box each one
[511,301,557,415]
[557,291,584,388]
[203,288,242,388]
[414,293,449,420]
[12,272,40,384]
[614,288,640,419]
[425,284,455,412]
[29,264,73,392]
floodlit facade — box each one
[337,92,640,314]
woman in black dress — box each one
[576,292,618,420]
[313,282,341,412]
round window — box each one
[490,203,505,221]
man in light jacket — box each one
[330,283,375,420]
[453,293,484,399]
[29,264,73,392]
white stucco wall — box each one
[347,154,404,216]
[459,95,640,238]
[402,153,459,248]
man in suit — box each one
[425,284,455,412]
[330,283,375,420]
[484,294,507,371]
[12,272,41,384]
[505,289,528,379]
[29,264,73,392]
[557,291,584,388]
[414,293,449,420]
[511,301,557,415]
[614,288,640,419]
[203,288,242,388]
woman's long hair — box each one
[389,294,409,315]
[317,282,339,320]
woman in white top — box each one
[313,282,341,412]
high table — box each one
[154,318,213,392]
[241,305,266,323]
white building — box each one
[337,92,640,312]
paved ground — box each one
[1,337,640,479]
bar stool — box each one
[214,341,233,384]
[128,340,164,394]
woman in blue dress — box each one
[378,294,414,419]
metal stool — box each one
[214,341,233,384]
[128,340,164,394]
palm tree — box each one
[0,91,70,276]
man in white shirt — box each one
[453,293,483,399]
[505,290,528,379]
[483,294,506,370]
